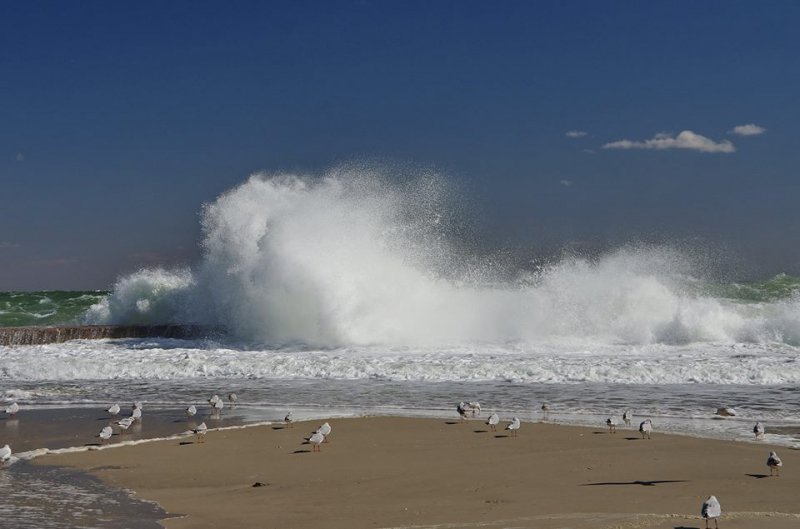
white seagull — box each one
[192,422,208,443]
[701,495,721,529]
[639,419,653,439]
[212,399,224,415]
[622,410,633,426]
[753,422,765,439]
[228,393,238,407]
[468,402,481,416]
[506,417,521,437]
[308,431,325,452]
[0,444,11,466]
[606,416,618,434]
[131,407,142,422]
[313,422,332,442]
[767,451,782,477]
[107,403,121,417]
[208,394,221,405]
[186,405,197,418]
[116,417,134,434]
[541,403,550,418]
[4,402,19,418]
[284,411,293,428]
[98,426,113,443]
[132,401,143,410]
[715,407,736,417]
[486,413,500,432]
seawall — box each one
[0,325,225,346]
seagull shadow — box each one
[179,441,194,446]
[592,431,608,435]
[624,437,641,441]
[445,421,461,425]
[582,480,689,487]
[84,443,102,447]
[674,526,700,529]
[494,434,509,438]
[746,473,769,479]
[272,426,285,430]
[474,430,488,433]
[293,449,311,454]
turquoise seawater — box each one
[0,291,107,327]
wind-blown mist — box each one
[84,166,800,348]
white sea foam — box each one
[81,166,800,350]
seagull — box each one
[186,405,197,418]
[116,417,134,434]
[212,399,224,415]
[313,422,332,442]
[486,413,500,432]
[131,407,142,422]
[753,422,765,440]
[541,403,550,419]
[0,444,11,466]
[457,402,469,421]
[308,431,325,452]
[228,393,238,408]
[98,426,113,443]
[639,419,653,439]
[715,407,736,417]
[606,416,618,434]
[622,410,632,426]
[192,422,208,443]
[468,402,481,416]
[208,394,220,405]
[701,495,721,529]
[506,417,521,437]
[284,411,293,428]
[107,403,121,417]
[132,401,143,410]
[767,451,782,477]
[4,402,19,418]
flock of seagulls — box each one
[304,422,332,451]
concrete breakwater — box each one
[0,325,226,346]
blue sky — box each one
[2,1,799,290]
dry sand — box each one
[38,417,800,529]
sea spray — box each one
[83,166,800,347]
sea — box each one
[1,170,799,527]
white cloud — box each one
[559,179,573,187]
[15,152,24,162]
[603,130,735,153]
[0,242,20,249]
[566,130,587,138]
[729,123,766,136]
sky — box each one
[2,1,799,290]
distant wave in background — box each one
[69,165,800,348]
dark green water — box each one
[0,291,107,327]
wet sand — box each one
[37,417,800,529]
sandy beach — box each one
[36,417,799,529]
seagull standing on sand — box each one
[308,431,325,452]
[314,422,332,443]
[701,495,721,529]
[186,405,197,419]
[4,402,19,418]
[0,444,11,466]
[767,451,782,476]
[623,410,632,426]
[228,393,238,408]
[715,407,736,417]
[639,419,653,439]
[284,412,293,428]
[107,403,121,417]
[606,417,618,434]
[541,403,550,419]
[457,402,469,421]
[192,422,208,443]
[486,413,500,432]
[98,426,113,443]
[753,422,765,440]
[506,417,521,437]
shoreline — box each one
[35,416,800,529]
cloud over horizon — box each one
[729,123,766,136]
[603,130,735,153]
